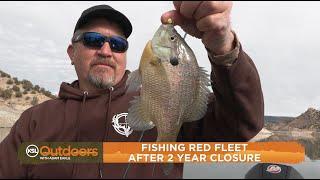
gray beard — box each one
[87,71,115,89]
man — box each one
[0,2,264,179]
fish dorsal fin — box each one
[184,67,211,122]
[126,69,142,93]
[127,96,155,131]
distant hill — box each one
[0,69,55,128]
[0,69,56,100]
[284,108,320,131]
[264,108,320,132]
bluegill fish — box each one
[126,24,211,142]
[125,24,211,175]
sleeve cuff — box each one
[207,30,240,67]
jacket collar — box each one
[58,70,130,100]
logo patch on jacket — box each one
[112,113,133,137]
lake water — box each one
[183,133,320,179]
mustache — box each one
[90,58,117,68]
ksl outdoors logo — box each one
[19,142,103,164]
[26,144,39,158]
[26,145,98,158]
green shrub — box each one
[1,72,11,78]
[15,91,22,98]
[40,88,45,93]
[31,90,36,94]
[12,77,20,85]
[49,94,57,99]
[12,85,20,92]
[6,79,13,85]
[0,89,13,99]
[0,71,8,77]
[43,90,52,97]
[22,80,33,91]
[25,96,30,100]
[34,85,40,92]
[0,72,10,78]
[31,97,39,106]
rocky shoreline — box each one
[249,128,274,142]
[250,128,320,142]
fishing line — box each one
[122,130,145,179]
[151,163,156,177]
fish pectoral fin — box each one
[126,69,142,93]
[150,56,161,66]
[127,96,155,131]
[185,67,212,122]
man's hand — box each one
[161,1,234,55]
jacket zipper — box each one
[99,86,114,179]
[72,91,89,178]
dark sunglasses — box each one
[72,32,129,53]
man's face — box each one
[68,18,127,90]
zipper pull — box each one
[83,91,89,96]
[99,168,103,178]
[82,91,89,103]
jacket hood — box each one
[58,70,131,100]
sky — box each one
[0,1,319,117]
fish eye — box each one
[170,36,176,41]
